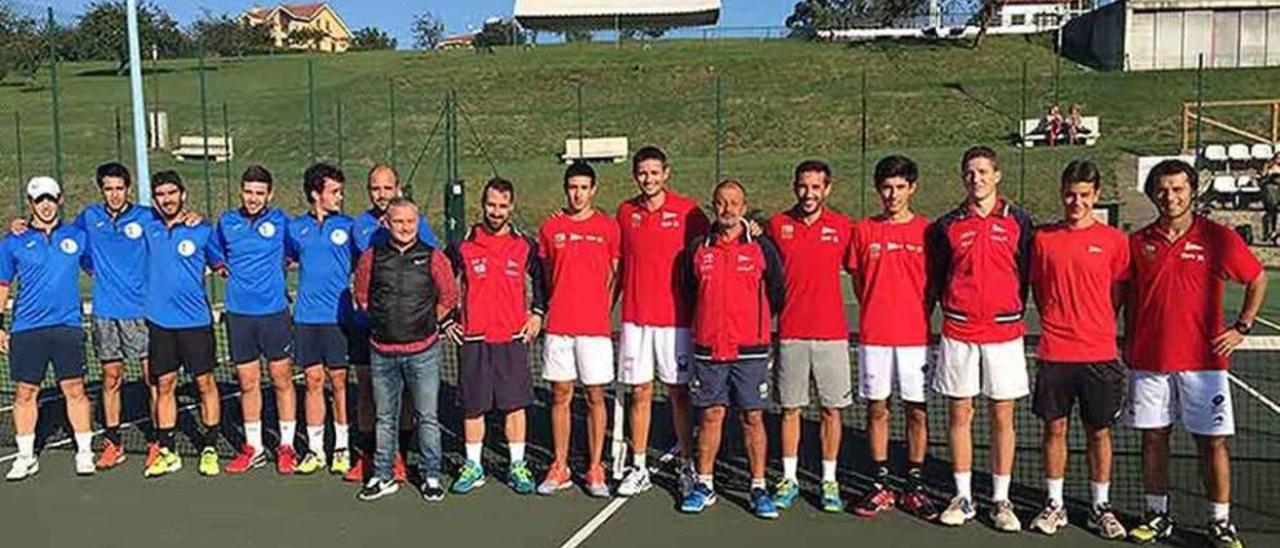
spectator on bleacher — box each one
[1260,152,1280,242]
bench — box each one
[1018,116,1100,148]
[173,136,235,162]
[562,137,628,164]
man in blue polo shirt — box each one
[0,177,94,480]
[288,163,359,476]
[344,163,440,482]
[219,165,299,475]
[141,171,227,478]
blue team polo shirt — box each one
[144,219,224,329]
[217,207,290,316]
[353,208,440,253]
[286,212,357,325]
[74,203,155,320]
[0,223,89,333]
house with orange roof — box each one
[242,3,353,52]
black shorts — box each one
[346,324,371,366]
[226,311,292,364]
[457,341,532,415]
[147,322,217,381]
[690,357,770,410]
[293,324,348,369]
[8,326,86,384]
[1032,360,1127,427]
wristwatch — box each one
[1233,320,1253,335]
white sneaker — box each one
[6,455,39,481]
[991,500,1024,533]
[616,466,652,497]
[75,452,96,476]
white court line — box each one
[1254,315,1280,332]
[558,497,629,548]
[1229,373,1280,415]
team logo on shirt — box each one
[1142,243,1156,257]
[868,242,882,258]
[505,258,521,277]
[820,226,840,243]
[470,258,487,276]
[258,222,277,238]
[123,222,143,239]
[780,224,794,240]
[330,229,349,246]
[554,233,567,249]
[177,239,197,257]
[59,238,78,254]
[660,211,680,228]
[1181,242,1205,262]
[1087,245,1103,254]
[736,254,756,272]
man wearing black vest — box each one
[352,197,458,503]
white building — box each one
[513,0,721,31]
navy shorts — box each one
[226,311,292,364]
[146,323,217,381]
[457,341,532,415]
[294,324,348,369]
[690,357,771,410]
[9,326,86,384]
[346,324,371,366]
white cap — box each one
[26,176,61,200]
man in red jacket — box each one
[679,180,785,519]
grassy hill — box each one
[1,35,1278,228]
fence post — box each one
[1194,54,1204,166]
[198,45,212,217]
[389,78,398,173]
[1019,59,1027,204]
[444,90,464,245]
[308,58,317,163]
[576,79,585,158]
[222,102,232,210]
[859,68,868,217]
[114,106,123,160]
[14,111,23,211]
[714,73,724,184]
[46,7,63,183]
[336,99,344,171]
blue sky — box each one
[76,1,793,46]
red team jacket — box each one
[447,224,548,343]
[684,223,786,362]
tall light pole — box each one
[126,0,152,204]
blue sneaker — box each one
[751,487,780,519]
[773,478,800,509]
[507,460,535,495]
[452,460,486,494]
[680,483,717,513]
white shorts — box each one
[858,345,929,403]
[1125,370,1235,436]
[933,336,1030,400]
[618,323,692,386]
[542,334,615,386]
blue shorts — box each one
[690,357,770,410]
[226,311,292,364]
[9,326,86,384]
[294,324,348,369]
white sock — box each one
[822,459,837,483]
[245,421,264,452]
[334,423,349,451]
[307,426,325,456]
[993,474,1012,503]
[1210,502,1230,522]
[509,442,526,463]
[465,442,482,464]
[1146,494,1169,514]
[1046,477,1065,507]
[1091,482,1110,507]
[700,474,714,491]
[954,471,972,500]
[15,434,34,458]
[279,421,296,448]
[751,477,766,490]
[782,456,798,481]
[74,432,93,455]
[633,452,647,470]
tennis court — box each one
[1,297,1278,548]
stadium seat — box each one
[1203,144,1229,171]
[1228,143,1252,170]
[1252,143,1274,161]
[1212,175,1239,208]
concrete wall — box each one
[1064,2,1280,70]
[1062,1,1127,69]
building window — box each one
[1010,14,1026,26]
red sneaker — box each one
[96,439,127,470]
[224,444,267,474]
[853,486,897,517]
[393,453,407,483]
[343,452,369,483]
[276,445,297,475]
[144,442,161,469]
[900,489,940,521]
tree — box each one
[286,26,328,51]
[73,1,188,71]
[351,26,396,50]
[411,11,444,49]
[0,6,43,81]
[561,29,592,43]
[783,0,921,39]
[474,18,526,50]
[191,13,275,57]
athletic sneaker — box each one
[452,460,486,494]
[143,448,182,478]
[508,460,535,494]
[420,477,445,503]
[537,464,573,496]
[584,466,610,498]
[1030,503,1068,535]
[357,476,399,502]
[751,487,779,519]
[1207,519,1244,548]
[330,449,351,475]
[939,496,976,526]
[393,453,407,483]
[821,481,844,513]
[6,455,39,481]
[224,444,266,474]
[95,440,126,470]
[990,500,1023,533]
[1129,511,1175,544]
[853,486,896,517]
[678,461,699,499]
[295,452,326,475]
[75,452,96,476]
[198,447,220,476]
[276,445,297,475]
[144,442,161,470]
[773,478,800,510]
[900,489,940,521]
[616,466,652,496]
[1087,503,1127,540]
[680,482,717,513]
[343,452,369,483]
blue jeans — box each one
[371,343,442,481]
